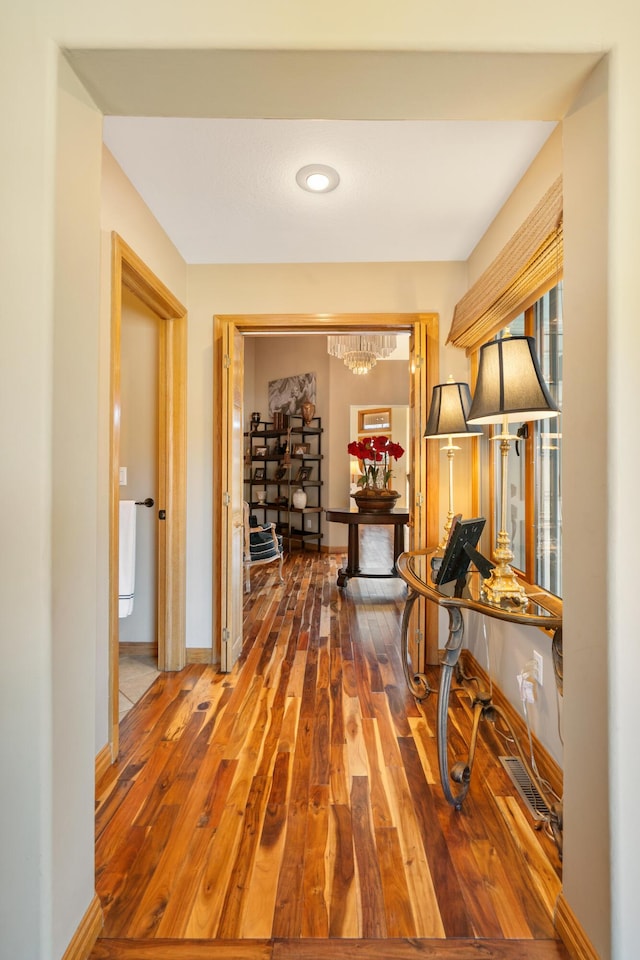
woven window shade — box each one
[447,176,563,355]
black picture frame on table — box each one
[435,516,486,586]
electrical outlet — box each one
[533,649,543,687]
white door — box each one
[221,323,245,671]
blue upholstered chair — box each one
[243,501,284,592]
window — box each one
[533,285,563,595]
[486,283,563,596]
[446,178,563,598]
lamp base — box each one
[480,561,528,608]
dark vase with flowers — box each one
[347,435,405,513]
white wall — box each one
[563,57,611,952]
[53,55,103,959]
[3,8,638,959]
[0,30,59,959]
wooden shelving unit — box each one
[244,415,323,552]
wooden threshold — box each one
[90,936,571,959]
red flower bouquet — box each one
[347,435,405,490]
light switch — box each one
[119,467,127,486]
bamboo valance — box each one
[447,175,563,354]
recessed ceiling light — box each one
[296,164,340,194]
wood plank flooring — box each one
[92,533,567,960]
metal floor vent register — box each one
[499,756,550,821]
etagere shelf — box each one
[244,415,323,552]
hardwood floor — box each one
[91,536,567,960]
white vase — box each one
[292,488,307,509]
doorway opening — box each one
[109,234,188,756]
[213,312,440,676]
[117,286,162,718]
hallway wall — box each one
[4,11,635,958]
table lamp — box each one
[424,377,482,550]
[467,335,559,606]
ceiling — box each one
[103,116,556,264]
[69,49,601,266]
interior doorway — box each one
[213,312,440,675]
[109,234,188,756]
[117,287,162,717]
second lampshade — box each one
[424,377,482,549]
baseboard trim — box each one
[95,742,113,784]
[462,649,563,796]
[186,647,214,664]
[555,892,600,960]
[119,641,158,657]
[61,893,103,960]
[463,652,596,957]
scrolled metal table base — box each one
[400,591,563,854]
[400,587,437,700]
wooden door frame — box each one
[109,233,187,756]
[213,312,440,669]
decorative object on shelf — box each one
[467,333,559,607]
[292,488,308,509]
[256,490,267,504]
[273,466,287,481]
[327,334,397,375]
[281,428,292,465]
[250,411,261,426]
[301,401,315,425]
[273,412,290,431]
[348,435,404,512]
[293,442,310,455]
[295,465,312,483]
[424,376,483,550]
[254,446,268,458]
[253,467,266,481]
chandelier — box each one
[326,334,397,375]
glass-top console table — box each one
[396,548,563,853]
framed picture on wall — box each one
[268,371,317,416]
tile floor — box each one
[119,654,161,720]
